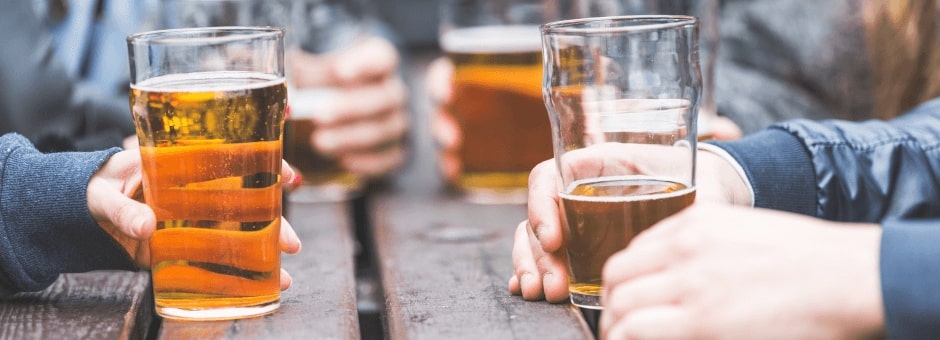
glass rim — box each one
[127,26,285,46]
[541,15,697,35]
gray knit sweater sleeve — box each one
[715,0,874,134]
[0,133,135,296]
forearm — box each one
[711,98,940,222]
[880,218,940,339]
[0,134,134,296]
[696,143,754,206]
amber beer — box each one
[130,71,287,319]
[560,176,695,307]
[283,117,360,199]
[442,26,554,202]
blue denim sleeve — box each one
[0,133,135,295]
[880,218,940,339]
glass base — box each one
[156,301,280,321]
[570,292,603,310]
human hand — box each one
[509,143,752,302]
[123,135,138,150]
[707,115,743,141]
[425,56,461,184]
[508,159,569,302]
[86,150,304,290]
[288,36,409,178]
[600,203,884,339]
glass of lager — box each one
[541,15,701,309]
[127,27,287,320]
[282,0,367,202]
[439,0,621,204]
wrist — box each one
[697,143,753,206]
[832,223,885,339]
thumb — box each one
[102,194,156,240]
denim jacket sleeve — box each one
[0,133,135,296]
[711,98,940,338]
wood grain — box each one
[0,271,152,340]
[372,193,594,340]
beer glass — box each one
[621,0,720,140]
[439,0,622,204]
[282,0,367,202]
[127,27,286,320]
[541,15,700,309]
[160,0,366,202]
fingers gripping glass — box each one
[541,15,701,310]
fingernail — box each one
[287,166,303,187]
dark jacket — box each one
[0,133,135,296]
[713,98,940,338]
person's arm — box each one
[715,1,873,135]
[0,1,133,152]
[712,97,940,223]
[879,218,940,339]
[0,134,134,296]
[708,98,940,337]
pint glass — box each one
[282,0,367,202]
[439,0,620,204]
[621,0,720,140]
[541,16,700,309]
[127,27,286,320]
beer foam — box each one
[441,25,542,53]
[132,71,285,92]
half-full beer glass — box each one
[440,0,620,204]
[127,27,286,320]
[541,15,700,309]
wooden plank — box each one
[157,201,360,340]
[0,271,153,340]
[372,193,595,339]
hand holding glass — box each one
[127,27,287,320]
[541,15,701,309]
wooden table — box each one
[358,48,594,339]
[0,271,151,339]
[0,199,359,340]
[369,193,594,339]
[0,48,595,339]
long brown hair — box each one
[864,0,940,120]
